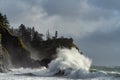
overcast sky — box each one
[0,0,120,66]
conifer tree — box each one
[0,13,9,28]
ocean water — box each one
[0,67,120,80]
[0,48,120,80]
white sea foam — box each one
[0,66,118,80]
[48,48,92,75]
[46,48,111,79]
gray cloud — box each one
[0,0,23,18]
[41,0,81,17]
[40,0,118,21]
[88,0,120,10]
[0,0,119,35]
[0,0,120,66]
[75,27,120,66]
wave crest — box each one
[48,47,92,75]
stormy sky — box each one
[0,0,120,66]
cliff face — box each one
[0,33,11,72]
[0,26,39,68]
[36,38,79,67]
[0,25,79,68]
[0,12,80,68]
[0,46,11,72]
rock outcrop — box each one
[36,38,79,67]
[0,26,40,68]
[0,25,79,68]
[0,34,11,72]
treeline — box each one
[11,24,44,48]
[0,12,59,49]
[0,13,9,28]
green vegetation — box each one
[0,13,9,28]
[18,37,28,51]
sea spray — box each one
[48,47,92,75]
[7,48,111,79]
[47,48,108,78]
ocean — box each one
[0,48,120,80]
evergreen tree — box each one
[46,30,51,40]
[18,24,33,43]
[30,27,35,40]
[55,31,58,38]
[0,13,9,28]
[31,31,43,48]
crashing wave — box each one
[48,47,92,75]
[10,48,111,79]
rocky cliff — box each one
[0,45,11,72]
[0,25,79,68]
[0,33,12,72]
[0,25,40,68]
[35,38,79,67]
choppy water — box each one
[0,67,120,80]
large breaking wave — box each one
[46,48,108,78]
[28,47,107,78]
[48,47,91,75]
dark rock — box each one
[0,25,79,68]
[0,44,11,72]
[55,70,65,76]
[36,59,52,67]
[0,26,40,68]
[36,38,79,67]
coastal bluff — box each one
[0,26,79,68]
[0,26,40,68]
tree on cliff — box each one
[55,31,58,38]
[18,24,31,43]
[17,24,44,49]
[46,30,51,40]
[0,12,9,28]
